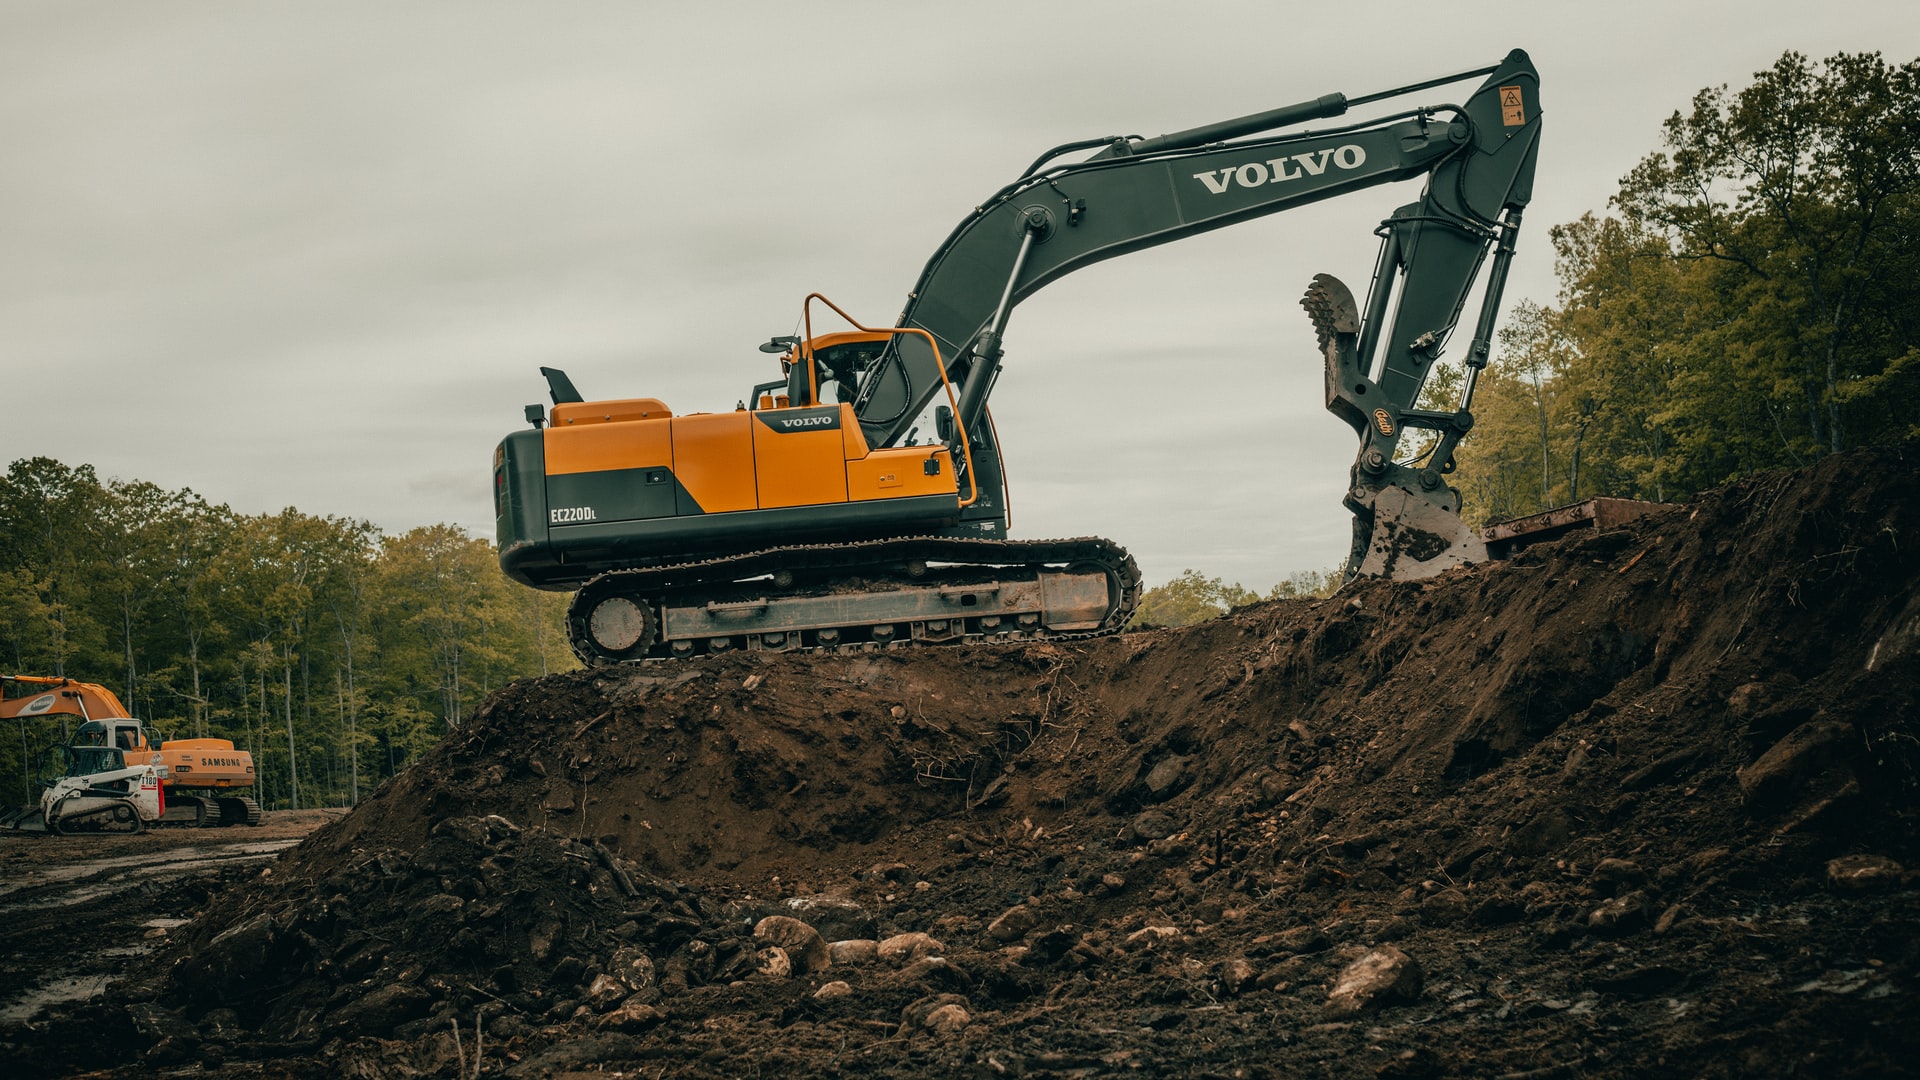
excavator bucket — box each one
[1349,486,1488,580]
[1304,272,1488,583]
[0,803,49,833]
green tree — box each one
[1457,51,1920,514]
[1613,50,1920,458]
[0,459,111,676]
[373,525,531,736]
[0,456,578,811]
[1131,570,1257,628]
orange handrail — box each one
[800,294,980,508]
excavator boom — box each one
[861,50,1540,575]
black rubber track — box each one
[565,535,1142,665]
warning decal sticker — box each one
[1501,85,1526,127]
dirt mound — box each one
[15,442,1920,1077]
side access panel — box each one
[544,417,678,524]
[751,407,849,509]
[848,447,957,503]
[671,412,758,514]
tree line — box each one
[1130,567,1342,629]
[0,457,574,810]
[1443,50,1919,521]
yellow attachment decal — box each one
[1500,86,1526,127]
[1372,408,1396,437]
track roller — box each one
[567,588,659,665]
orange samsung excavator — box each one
[0,675,262,832]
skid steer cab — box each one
[37,744,164,835]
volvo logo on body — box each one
[774,416,835,430]
[757,407,842,434]
[1192,145,1367,195]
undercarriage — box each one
[564,536,1141,665]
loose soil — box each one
[4,443,1918,1078]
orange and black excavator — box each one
[0,675,261,832]
[494,51,1543,664]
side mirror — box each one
[935,406,955,443]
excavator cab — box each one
[72,718,150,756]
[762,331,886,410]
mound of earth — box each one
[9,442,1919,1078]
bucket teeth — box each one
[1302,273,1359,357]
[1303,273,1369,435]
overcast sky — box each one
[3,2,1914,589]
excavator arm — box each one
[855,49,1542,579]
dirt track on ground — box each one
[3,443,1918,1078]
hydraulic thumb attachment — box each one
[1305,275,1487,581]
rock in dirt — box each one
[1130,810,1179,841]
[1275,925,1331,954]
[888,956,973,992]
[1218,957,1256,996]
[1125,925,1181,951]
[923,1003,972,1035]
[754,915,830,973]
[878,932,944,964]
[755,946,793,979]
[1827,854,1905,890]
[1588,858,1648,895]
[606,944,657,991]
[1420,888,1470,924]
[829,938,879,965]
[1325,946,1423,1016]
[329,982,432,1036]
[1144,755,1193,798]
[781,896,875,942]
[986,903,1040,943]
[1588,890,1652,934]
[1738,720,1860,816]
[813,980,853,1001]
[596,999,665,1032]
[898,993,973,1037]
[586,973,628,1011]
[1258,771,1298,803]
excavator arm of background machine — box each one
[854,49,1542,580]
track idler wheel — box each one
[568,587,659,665]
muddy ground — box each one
[0,812,335,1027]
[3,442,1918,1078]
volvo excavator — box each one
[494,51,1542,664]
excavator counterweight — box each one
[495,52,1544,663]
